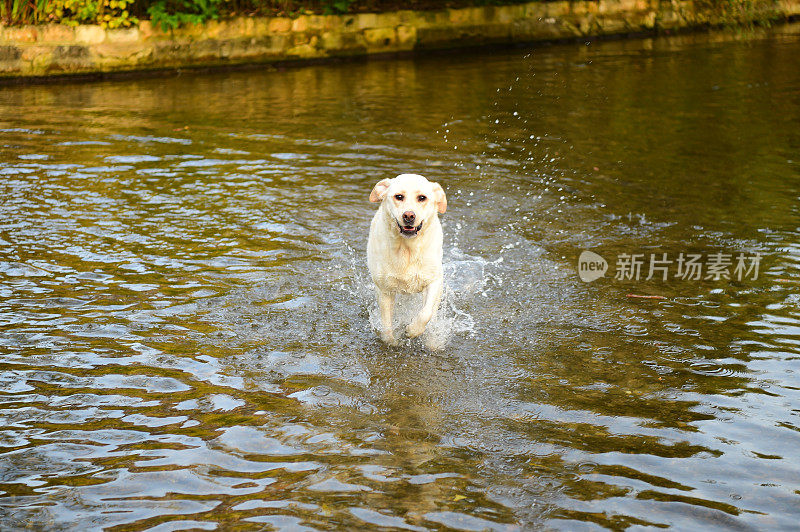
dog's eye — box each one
[394,194,404,201]
[417,195,427,202]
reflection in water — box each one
[1,24,800,530]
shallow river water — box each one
[1,24,800,531]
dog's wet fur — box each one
[367,173,447,345]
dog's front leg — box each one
[377,290,397,345]
[406,277,443,338]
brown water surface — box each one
[1,25,800,530]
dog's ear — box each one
[370,178,392,203]
[432,182,447,214]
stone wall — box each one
[1,0,799,79]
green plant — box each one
[1,0,48,24]
[322,0,352,14]
[45,0,97,23]
[41,0,138,27]
[147,0,219,30]
[99,0,138,28]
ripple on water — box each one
[2,30,800,531]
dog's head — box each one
[370,174,447,238]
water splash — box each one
[362,246,488,351]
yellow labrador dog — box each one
[367,173,447,345]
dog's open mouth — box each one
[396,220,423,237]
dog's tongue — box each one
[403,226,415,231]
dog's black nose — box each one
[402,211,415,224]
